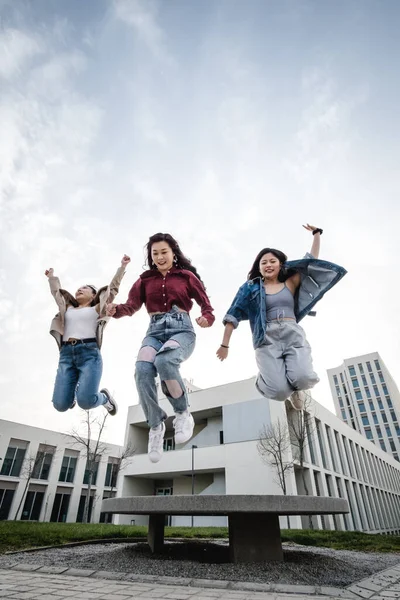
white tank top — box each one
[63,306,98,341]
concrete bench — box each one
[101,494,349,563]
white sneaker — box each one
[101,388,118,416]
[288,391,305,411]
[148,422,166,463]
[173,411,194,444]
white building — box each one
[328,352,400,462]
[0,420,122,523]
[117,377,400,534]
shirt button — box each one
[164,303,167,306]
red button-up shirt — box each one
[113,267,215,325]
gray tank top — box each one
[265,284,295,321]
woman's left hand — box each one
[196,316,210,328]
[303,223,319,233]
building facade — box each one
[116,377,400,534]
[327,352,400,462]
[0,420,122,523]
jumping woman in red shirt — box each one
[107,233,214,463]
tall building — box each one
[327,352,400,462]
[0,420,122,522]
[116,377,400,534]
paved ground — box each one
[1,562,400,599]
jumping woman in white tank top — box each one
[44,255,130,415]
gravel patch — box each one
[0,540,399,587]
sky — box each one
[1,0,400,445]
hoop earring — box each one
[173,256,178,265]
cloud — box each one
[0,28,43,79]
[113,0,174,65]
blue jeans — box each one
[52,342,107,412]
[135,306,196,428]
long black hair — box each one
[145,233,205,285]
[247,248,288,281]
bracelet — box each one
[220,344,229,349]
[312,228,323,236]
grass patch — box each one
[1,522,399,555]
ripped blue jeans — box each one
[135,306,196,428]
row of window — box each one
[0,444,119,488]
[0,486,114,523]
[305,415,400,493]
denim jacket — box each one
[223,253,347,349]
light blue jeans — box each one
[135,306,196,428]
[52,342,107,411]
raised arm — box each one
[303,223,322,259]
[107,277,144,319]
[105,254,131,304]
[45,268,63,307]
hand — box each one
[106,303,117,316]
[45,268,54,278]
[216,346,229,361]
[196,316,210,328]
[302,223,319,234]
[121,254,131,267]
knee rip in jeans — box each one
[137,346,157,363]
[158,340,184,400]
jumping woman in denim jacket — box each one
[217,225,346,410]
[45,254,131,416]
[107,233,215,463]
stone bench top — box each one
[102,494,348,516]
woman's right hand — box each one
[216,346,229,361]
[44,268,54,278]
[106,303,117,316]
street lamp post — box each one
[191,445,197,527]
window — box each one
[105,462,119,488]
[163,438,175,452]
[394,454,399,462]
[372,413,378,425]
[76,494,94,523]
[21,491,44,521]
[339,398,344,408]
[367,361,372,373]
[83,458,99,485]
[378,400,384,410]
[381,412,388,423]
[358,363,364,374]
[352,378,360,389]
[391,410,397,422]
[379,372,385,383]
[0,489,15,520]
[370,374,376,385]
[341,409,346,420]
[358,402,366,413]
[373,385,380,397]
[380,440,387,452]
[376,426,382,438]
[390,440,397,452]
[0,443,27,477]
[385,425,392,437]
[316,420,327,469]
[32,446,55,480]
[369,401,375,411]
[387,397,393,408]
[306,420,316,464]
[59,455,77,483]
[374,359,381,371]
[50,493,71,522]
[365,428,373,440]
[382,385,389,395]
[343,384,348,394]
[362,375,368,386]
[349,366,356,377]
[333,375,338,385]
[355,390,362,400]
[219,431,224,445]
[325,426,337,472]
[340,373,344,383]
[396,426,400,437]
[365,387,371,398]
[362,416,369,426]
[335,385,341,395]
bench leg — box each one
[228,513,283,562]
[148,514,165,553]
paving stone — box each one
[320,586,360,598]
[37,567,70,575]
[347,585,375,598]
[64,569,96,578]
[12,565,42,573]
[92,571,129,580]
[230,582,272,593]
[190,580,229,590]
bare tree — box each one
[257,420,294,495]
[14,444,56,521]
[67,410,109,524]
[109,443,136,496]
